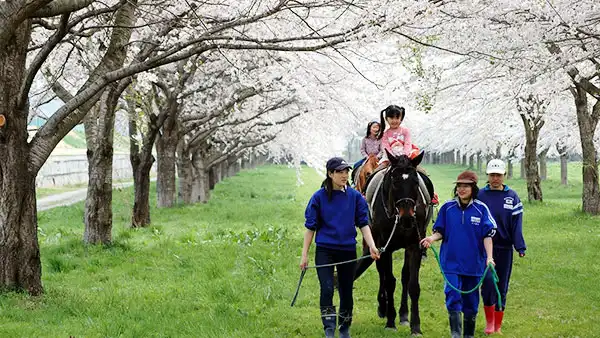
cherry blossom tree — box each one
[372,0,599,209]
[0,0,392,294]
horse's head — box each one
[384,150,424,224]
[363,154,379,175]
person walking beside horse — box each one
[420,170,497,338]
[300,157,380,338]
[478,159,526,335]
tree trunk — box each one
[217,162,224,183]
[82,0,138,243]
[572,85,600,214]
[208,167,216,190]
[241,158,249,169]
[476,153,482,173]
[129,125,155,227]
[538,148,549,181]
[520,159,526,179]
[191,150,210,203]
[507,159,514,179]
[127,96,156,227]
[462,153,467,166]
[0,20,42,294]
[558,145,568,186]
[177,140,193,204]
[524,139,543,201]
[84,89,119,244]
[520,114,544,202]
[156,112,178,208]
[132,161,152,227]
[468,154,475,170]
[228,159,237,177]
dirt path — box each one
[37,181,136,211]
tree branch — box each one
[29,0,138,173]
[206,135,276,169]
[31,0,95,18]
[19,13,70,108]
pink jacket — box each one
[381,126,412,156]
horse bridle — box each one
[382,167,419,221]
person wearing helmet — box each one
[420,170,497,338]
[478,159,526,335]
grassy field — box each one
[1,163,599,337]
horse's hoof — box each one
[400,320,410,326]
[384,326,397,331]
[411,328,423,336]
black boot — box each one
[339,310,352,338]
[448,311,462,338]
[463,314,476,338]
[321,306,336,338]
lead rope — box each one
[291,216,400,307]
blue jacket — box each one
[305,187,369,251]
[433,198,497,276]
[478,184,526,254]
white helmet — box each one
[486,159,506,174]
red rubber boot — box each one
[484,305,495,335]
[495,311,504,334]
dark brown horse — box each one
[355,154,378,194]
[355,151,433,335]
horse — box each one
[354,154,379,193]
[354,150,433,335]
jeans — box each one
[315,246,357,317]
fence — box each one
[36,153,152,187]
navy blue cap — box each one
[326,157,352,171]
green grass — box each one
[1,164,599,337]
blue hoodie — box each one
[304,187,369,251]
[477,184,526,254]
[433,198,497,276]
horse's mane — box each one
[390,154,414,170]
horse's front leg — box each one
[399,250,410,326]
[408,247,423,335]
[377,253,397,329]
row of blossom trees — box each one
[1,0,598,295]
[0,0,401,295]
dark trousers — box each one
[315,246,357,317]
[445,274,481,316]
[482,247,513,311]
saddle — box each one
[352,163,365,186]
[364,167,433,225]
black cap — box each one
[326,157,352,171]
